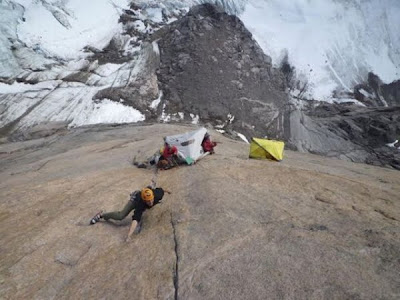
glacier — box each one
[240,0,400,101]
[0,0,400,131]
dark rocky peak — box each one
[188,2,226,18]
[354,72,400,107]
[156,3,289,139]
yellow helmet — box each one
[141,188,154,202]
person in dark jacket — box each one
[90,186,170,241]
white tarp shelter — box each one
[164,127,208,164]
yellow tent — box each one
[249,138,284,161]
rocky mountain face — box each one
[288,101,400,169]
[1,123,399,299]
[153,4,289,140]
[84,3,289,140]
[354,73,400,108]
[283,64,400,169]
[145,4,399,169]
[0,3,399,170]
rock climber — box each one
[90,186,171,241]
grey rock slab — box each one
[2,123,399,299]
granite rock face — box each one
[155,3,289,140]
[152,4,400,169]
[1,123,400,299]
[288,101,400,169]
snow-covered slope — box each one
[1,0,129,78]
[16,0,127,59]
[240,0,400,101]
[1,0,400,133]
[0,0,160,131]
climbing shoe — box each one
[90,210,103,225]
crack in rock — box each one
[170,213,179,300]
[374,209,398,222]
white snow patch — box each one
[151,98,161,109]
[94,63,123,77]
[66,59,90,71]
[190,113,199,124]
[161,103,171,122]
[71,98,145,127]
[359,89,372,98]
[88,60,99,72]
[0,81,59,94]
[152,41,160,56]
[178,112,184,119]
[150,91,163,109]
[133,20,146,32]
[122,37,139,55]
[144,8,163,23]
[236,132,250,144]
[59,82,86,88]
[86,59,139,87]
[0,90,48,127]
[0,0,56,78]
[240,0,400,100]
[333,98,366,106]
[216,129,226,134]
[167,17,178,24]
[0,86,145,129]
[386,140,398,148]
[16,0,129,60]
[227,113,235,124]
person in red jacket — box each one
[157,142,183,169]
[202,133,217,154]
[161,142,178,160]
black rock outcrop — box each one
[354,72,400,107]
[288,101,400,169]
[155,3,289,140]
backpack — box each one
[129,190,140,203]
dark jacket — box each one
[130,188,165,221]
